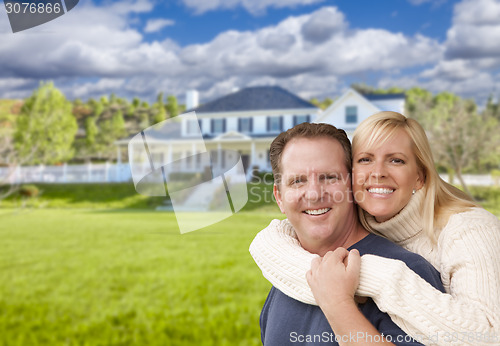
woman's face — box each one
[352,129,424,222]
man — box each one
[250,123,443,345]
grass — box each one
[470,186,500,216]
[0,209,282,345]
[0,182,498,345]
[0,183,281,212]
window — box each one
[293,115,310,126]
[345,106,358,124]
[267,116,282,132]
[212,119,225,133]
[238,118,252,133]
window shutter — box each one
[279,116,283,131]
[210,119,214,133]
[250,117,253,132]
[266,117,270,132]
[238,118,241,132]
[223,119,226,132]
[198,120,202,133]
[293,115,297,127]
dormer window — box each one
[345,106,358,124]
[238,118,252,133]
[212,118,225,134]
[267,116,283,132]
[293,115,310,126]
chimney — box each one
[186,89,199,110]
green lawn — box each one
[1,183,499,345]
[0,209,282,345]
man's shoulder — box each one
[351,233,412,258]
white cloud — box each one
[144,19,175,33]
[0,3,446,103]
[452,0,500,25]
[445,0,500,59]
[420,59,477,81]
[181,0,325,15]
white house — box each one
[314,88,406,138]
[116,86,405,178]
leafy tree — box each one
[410,91,500,196]
[166,95,179,118]
[405,87,433,120]
[483,94,500,121]
[351,83,376,94]
[14,82,77,164]
[85,116,98,147]
[152,92,167,123]
[310,97,334,110]
[0,102,21,199]
[92,110,126,160]
[351,83,405,95]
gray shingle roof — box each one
[191,86,318,113]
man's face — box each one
[273,137,357,254]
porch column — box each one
[191,142,197,170]
[167,144,173,176]
[117,145,122,165]
[251,142,256,170]
[217,142,222,172]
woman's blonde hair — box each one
[353,111,478,240]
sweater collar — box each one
[364,188,425,243]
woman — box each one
[250,111,500,345]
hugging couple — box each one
[250,111,500,345]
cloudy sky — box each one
[1,0,500,106]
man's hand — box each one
[306,248,362,313]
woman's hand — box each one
[306,248,362,313]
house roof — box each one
[315,88,381,123]
[363,93,406,101]
[191,86,318,113]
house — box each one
[117,86,405,178]
[121,86,320,179]
[314,88,406,138]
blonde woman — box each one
[250,112,500,345]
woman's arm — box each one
[249,219,318,304]
[357,218,500,346]
[249,216,500,345]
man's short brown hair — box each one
[270,122,352,184]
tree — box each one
[152,92,167,123]
[93,110,126,160]
[310,97,334,110]
[412,92,500,196]
[351,83,405,95]
[14,82,77,165]
[166,95,179,118]
[0,107,20,200]
[483,94,500,121]
[84,116,98,148]
[405,87,433,120]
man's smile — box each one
[303,208,331,216]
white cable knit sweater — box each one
[249,190,500,345]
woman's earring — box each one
[412,189,416,195]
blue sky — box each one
[1,0,499,106]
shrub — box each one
[19,184,40,197]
